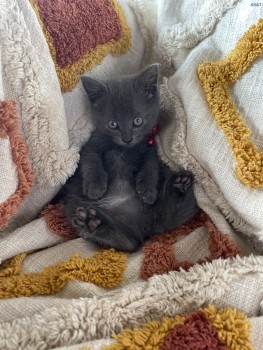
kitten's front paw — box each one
[83,172,108,199]
[136,180,158,205]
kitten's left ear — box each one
[136,64,160,98]
[81,76,107,105]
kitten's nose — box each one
[122,137,133,144]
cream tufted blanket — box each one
[0,0,263,349]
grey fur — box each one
[53,65,198,252]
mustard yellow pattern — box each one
[204,305,252,350]
[103,316,185,350]
[198,19,263,188]
[0,252,27,278]
[0,249,127,299]
[102,306,252,350]
[29,0,131,92]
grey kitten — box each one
[55,64,198,252]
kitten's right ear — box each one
[81,76,106,105]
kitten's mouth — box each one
[114,139,137,147]
[118,141,136,147]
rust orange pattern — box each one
[140,210,242,280]
[0,101,35,229]
[104,305,252,350]
[41,204,77,239]
[30,0,131,92]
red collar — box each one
[147,124,160,146]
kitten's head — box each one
[81,64,160,147]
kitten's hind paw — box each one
[172,170,194,193]
[71,207,101,233]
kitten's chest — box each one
[118,142,150,166]
[102,144,147,169]
[122,148,143,167]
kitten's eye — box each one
[133,117,143,126]
[108,121,118,129]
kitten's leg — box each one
[73,208,141,252]
[153,169,198,233]
[71,205,144,252]
[136,147,159,205]
[81,153,108,199]
[64,196,143,252]
[82,224,142,252]
[79,131,110,200]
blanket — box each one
[0,0,263,349]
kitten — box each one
[57,64,198,252]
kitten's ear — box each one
[81,76,106,105]
[136,64,160,98]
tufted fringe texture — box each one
[0,249,127,299]
[140,210,243,279]
[198,19,263,188]
[0,0,80,186]
[157,81,255,237]
[157,0,239,65]
[0,255,262,349]
[0,101,35,229]
[29,0,132,92]
[41,204,77,239]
